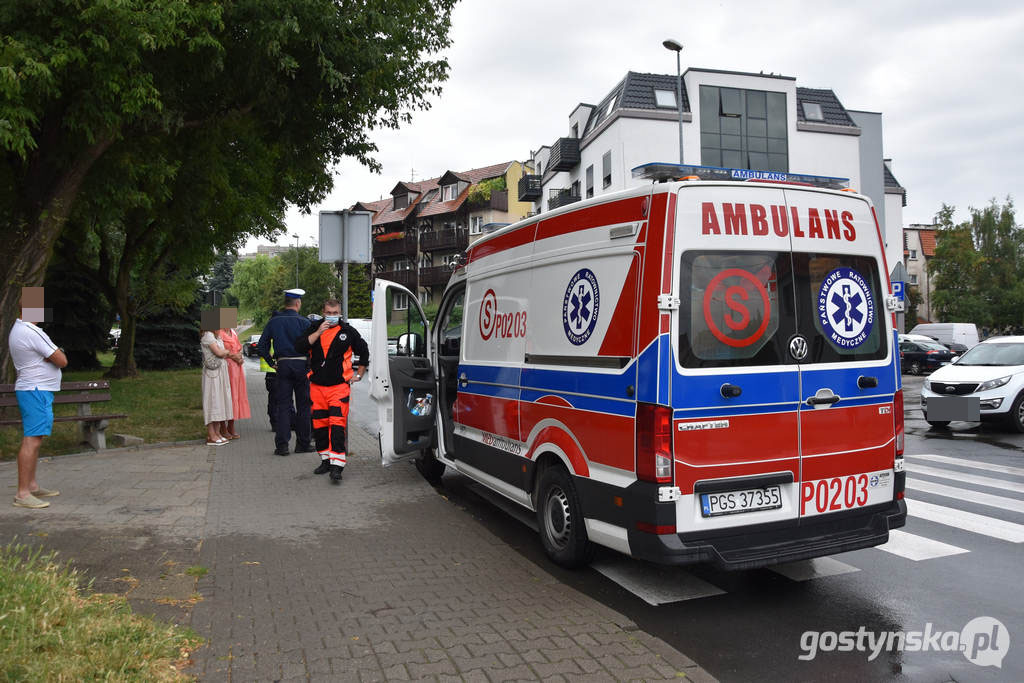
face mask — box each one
[325,315,340,326]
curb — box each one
[0,439,208,467]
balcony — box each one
[518,174,541,201]
[420,227,468,253]
[372,234,417,258]
[548,187,581,211]
[419,265,453,288]
[547,137,580,172]
[376,269,417,290]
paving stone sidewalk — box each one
[1,364,715,682]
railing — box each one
[420,228,468,252]
[547,137,581,172]
[518,174,542,201]
[418,265,453,287]
[548,187,581,210]
[372,234,418,258]
[375,269,416,290]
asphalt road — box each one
[333,366,1024,681]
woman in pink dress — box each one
[218,327,251,438]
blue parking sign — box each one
[892,281,904,301]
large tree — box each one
[0,0,455,381]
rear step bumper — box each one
[628,499,907,570]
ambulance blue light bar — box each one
[631,163,850,190]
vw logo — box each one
[789,335,809,361]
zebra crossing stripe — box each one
[907,499,1024,543]
[876,529,969,561]
[592,558,726,605]
[906,477,1024,515]
[906,453,1024,478]
[770,557,860,581]
[910,464,1024,495]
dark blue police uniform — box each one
[257,307,313,454]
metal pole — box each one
[342,261,349,321]
[675,50,684,164]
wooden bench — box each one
[0,381,127,450]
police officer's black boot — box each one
[329,465,343,483]
[314,459,330,475]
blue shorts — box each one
[16,389,55,437]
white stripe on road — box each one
[907,478,1024,515]
[909,464,1024,495]
[876,529,969,561]
[770,557,861,581]
[908,499,1024,543]
[592,558,726,605]
[906,453,1024,478]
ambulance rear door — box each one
[784,189,897,519]
[369,279,437,466]
[673,184,803,533]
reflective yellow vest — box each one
[259,339,276,373]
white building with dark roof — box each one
[521,68,907,270]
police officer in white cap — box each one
[257,289,315,455]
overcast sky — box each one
[255,0,1023,252]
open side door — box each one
[369,279,437,466]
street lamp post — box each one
[663,38,684,164]
[293,233,300,287]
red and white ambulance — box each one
[370,163,907,569]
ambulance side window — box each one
[438,291,465,357]
[387,289,428,358]
[679,251,795,368]
[793,253,886,363]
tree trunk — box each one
[0,136,115,383]
[106,262,139,379]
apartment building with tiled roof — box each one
[356,160,533,307]
[521,67,908,271]
[904,223,938,322]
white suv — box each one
[921,336,1024,432]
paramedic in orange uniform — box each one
[294,299,369,483]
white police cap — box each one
[283,288,306,298]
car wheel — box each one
[535,465,594,569]
[926,419,950,429]
[414,449,446,486]
[909,360,922,375]
[1006,391,1024,433]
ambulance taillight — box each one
[636,403,673,484]
[893,389,906,500]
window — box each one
[419,253,432,269]
[909,273,919,285]
[393,194,408,210]
[423,189,438,203]
[802,102,824,121]
[442,184,457,201]
[602,151,612,188]
[393,291,409,311]
[571,123,579,139]
[605,96,617,118]
[393,258,411,271]
[585,165,594,198]
[442,252,460,268]
[571,180,580,198]
[655,89,677,108]
[700,85,788,172]
[470,216,482,235]
[908,249,918,260]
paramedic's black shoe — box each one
[294,444,315,454]
[329,465,343,483]
[274,446,290,456]
[314,460,331,475]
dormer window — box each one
[442,184,457,201]
[802,102,824,121]
[393,194,408,210]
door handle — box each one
[720,383,742,398]
[857,375,878,389]
[806,388,841,406]
[459,372,468,388]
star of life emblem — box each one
[562,268,600,346]
[818,267,875,349]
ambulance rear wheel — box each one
[414,449,446,486]
[536,466,594,568]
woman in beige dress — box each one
[200,328,234,445]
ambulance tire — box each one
[414,449,446,486]
[1006,391,1024,433]
[536,466,594,568]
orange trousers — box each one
[310,382,350,467]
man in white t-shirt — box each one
[8,288,67,509]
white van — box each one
[370,163,907,569]
[908,323,979,349]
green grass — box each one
[184,565,208,578]
[0,542,202,681]
[1,353,203,460]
